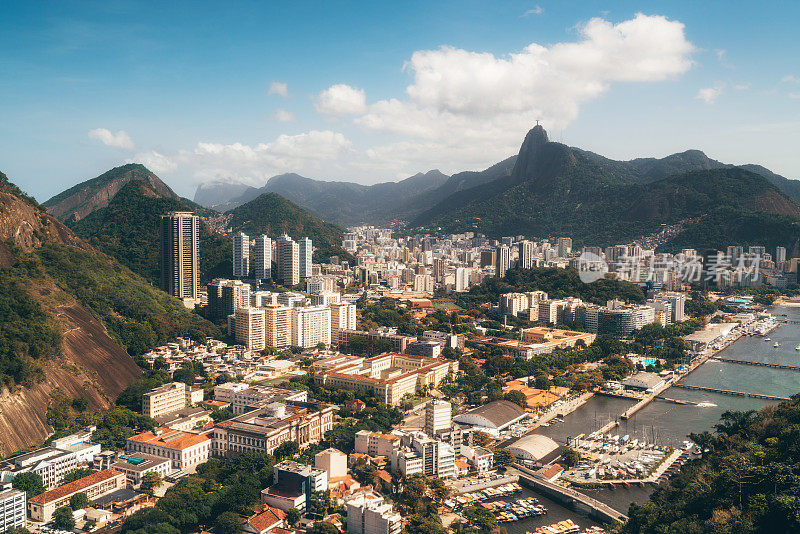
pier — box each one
[512,465,628,524]
[714,357,800,372]
[672,383,789,401]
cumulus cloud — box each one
[696,84,724,104]
[348,13,694,168]
[87,128,135,150]
[520,5,544,17]
[315,84,367,115]
[268,81,289,97]
[782,75,800,84]
[273,109,296,122]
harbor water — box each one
[530,305,800,514]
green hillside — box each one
[69,180,231,284]
[227,192,351,261]
[414,126,800,249]
[0,170,221,389]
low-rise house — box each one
[243,506,286,534]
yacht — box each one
[794,345,800,351]
[774,342,781,348]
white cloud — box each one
[315,84,367,115]
[87,128,135,150]
[348,13,694,167]
[715,49,726,60]
[733,83,751,90]
[125,150,177,174]
[268,81,289,97]
[696,84,724,104]
[273,109,296,122]
[520,5,544,17]
[789,92,800,100]
[782,75,800,84]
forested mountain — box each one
[43,164,180,222]
[0,170,220,454]
[68,180,231,284]
[624,395,800,533]
[413,125,800,249]
[227,192,351,261]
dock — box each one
[672,383,789,401]
[714,357,800,372]
[512,465,628,524]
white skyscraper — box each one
[299,237,313,280]
[425,399,452,437]
[292,305,331,348]
[454,267,471,292]
[776,246,787,263]
[235,307,265,351]
[495,245,510,278]
[233,232,250,278]
[277,235,300,286]
[518,240,534,269]
[252,235,272,280]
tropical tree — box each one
[53,506,76,530]
[69,492,89,510]
[12,472,45,499]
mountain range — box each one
[0,170,221,454]
[192,125,800,252]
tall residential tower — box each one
[159,212,199,301]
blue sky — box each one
[1,0,799,201]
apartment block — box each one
[0,488,26,533]
[299,237,313,280]
[233,232,250,278]
[264,304,293,348]
[252,235,273,281]
[159,212,199,300]
[111,453,172,488]
[277,235,300,286]
[346,491,402,534]
[292,305,331,348]
[236,307,266,351]
[142,382,189,419]
[27,469,125,522]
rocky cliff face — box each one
[0,173,142,454]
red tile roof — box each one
[128,427,210,450]
[29,469,123,504]
[248,506,286,532]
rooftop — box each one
[128,428,210,450]
[29,469,123,504]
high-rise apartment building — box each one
[425,400,452,437]
[264,304,293,348]
[292,306,331,348]
[233,232,250,278]
[252,235,272,280]
[495,245,510,278]
[299,237,313,280]
[235,307,266,351]
[518,240,534,269]
[557,237,572,258]
[159,212,199,300]
[207,279,251,320]
[330,302,357,342]
[776,246,787,263]
[454,267,471,292]
[277,235,300,286]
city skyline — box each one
[2,1,800,201]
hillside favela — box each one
[1,3,799,534]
